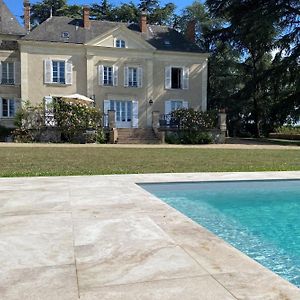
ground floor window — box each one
[165,100,188,114]
[110,100,132,123]
[1,98,15,118]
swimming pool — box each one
[140,179,300,288]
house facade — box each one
[0,1,209,131]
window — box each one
[99,65,118,86]
[115,39,126,48]
[171,100,184,111]
[128,67,138,87]
[52,61,65,84]
[1,62,14,85]
[165,100,188,115]
[103,66,113,86]
[44,59,72,85]
[1,98,15,118]
[125,67,142,88]
[171,68,182,89]
[61,32,70,39]
[165,66,189,90]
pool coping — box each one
[1,171,300,299]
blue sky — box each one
[7,0,197,24]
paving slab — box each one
[0,171,300,299]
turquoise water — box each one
[140,180,300,287]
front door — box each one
[111,100,132,128]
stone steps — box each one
[117,128,160,144]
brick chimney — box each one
[186,20,196,43]
[140,10,147,33]
[23,0,31,32]
[83,5,91,29]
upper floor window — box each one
[1,62,14,85]
[103,66,113,86]
[165,66,189,90]
[115,39,126,48]
[44,59,72,85]
[52,61,65,84]
[99,65,118,86]
[124,66,142,88]
[1,98,15,118]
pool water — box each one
[140,180,300,287]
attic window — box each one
[115,39,126,48]
[164,40,171,46]
[61,32,70,39]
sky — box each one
[7,0,196,24]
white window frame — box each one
[44,59,72,85]
[165,66,189,90]
[124,66,143,88]
[1,62,15,85]
[165,100,189,114]
[103,66,113,86]
[99,65,118,86]
[52,60,66,84]
[0,98,16,118]
[115,39,126,48]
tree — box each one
[207,0,299,136]
[90,0,114,21]
[111,2,139,23]
[30,0,81,24]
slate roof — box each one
[0,0,26,36]
[23,16,203,53]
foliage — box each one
[13,100,105,144]
[13,101,46,142]
[0,126,13,142]
[53,99,103,143]
[165,108,216,144]
[275,126,300,135]
[171,108,218,130]
[166,131,213,144]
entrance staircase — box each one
[116,128,161,144]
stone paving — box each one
[1,172,300,299]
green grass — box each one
[0,147,299,177]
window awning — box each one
[52,94,94,104]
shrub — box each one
[165,109,217,144]
[171,108,218,131]
[275,126,300,134]
[13,99,104,143]
[54,99,103,143]
[0,125,13,142]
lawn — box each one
[0,146,299,177]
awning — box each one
[52,94,94,104]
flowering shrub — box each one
[171,108,218,130]
[13,99,105,143]
[166,108,217,144]
[54,99,103,142]
[13,101,45,142]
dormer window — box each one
[115,39,126,48]
[61,32,70,39]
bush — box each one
[171,108,218,130]
[13,99,104,143]
[165,109,216,144]
[0,125,13,142]
[54,99,103,143]
[275,126,300,134]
